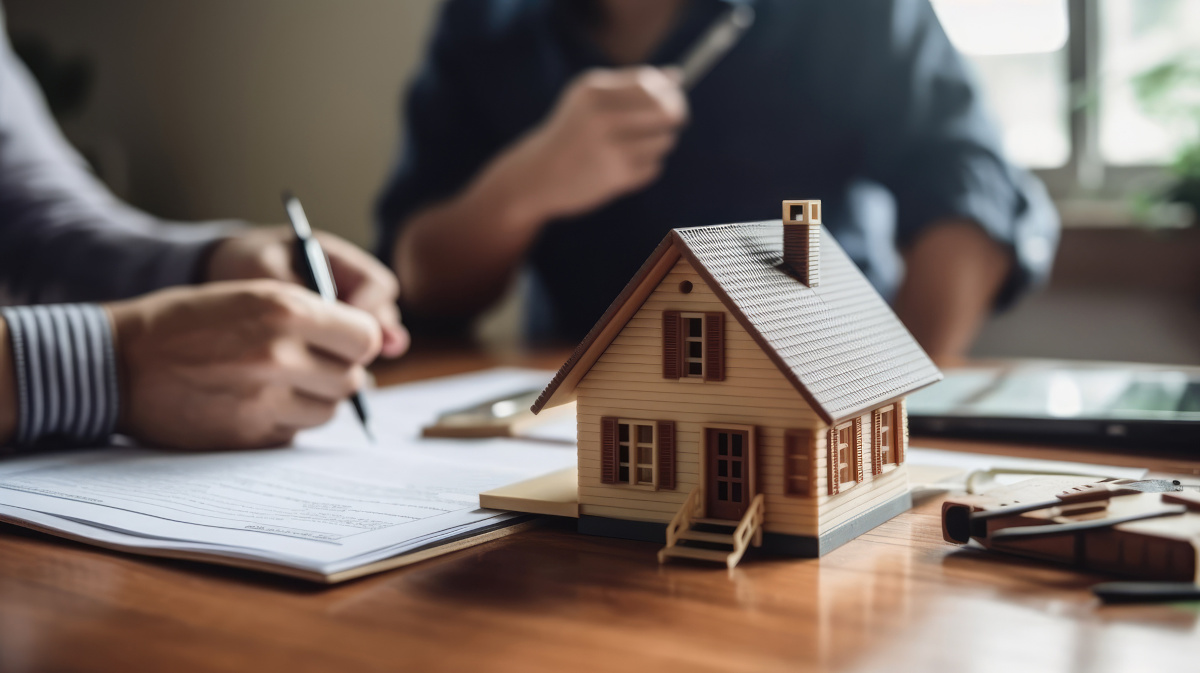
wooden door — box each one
[706,428,750,520]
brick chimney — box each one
[782,199,821,287]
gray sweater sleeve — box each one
[0,11,240,305]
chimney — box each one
[782,199,821,287]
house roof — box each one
[531,221,942,424]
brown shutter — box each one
[897,399,908,464]
[871,409,883,475]
[662,311,681,379]
[785,429,813,497]
[827,426,840,495]
[704,312,725,381]
[854,417,865,483]
[600,417,618,484]
[657,421,676,490]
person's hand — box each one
[490,66,688,223]
[107,280,382,450]
[206,227,409,358]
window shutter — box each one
[827,426,840,495]
[854,417,865,483]
[657,421,676,490]
[871,409,883,476]
[897,399,907,464]
[703,312,725,381]
[600,417,618,484]
[785,429,814,497]
[662,311,681,379]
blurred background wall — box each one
[5,0,440,248]
[6,0,1200,363]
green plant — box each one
[1133,55,1200,222]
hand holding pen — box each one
[282,191,404,441]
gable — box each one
[532,222,941,423]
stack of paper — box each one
[0,369,574,582]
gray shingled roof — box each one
[532,221,941,423]
[674,222,941,421]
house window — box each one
[600,418,677,489]
[682,314,705,378]
[836,423,854,484]
[878,407,894,466]
[618,421,656,486]
[784,430,814,497]
[662,311,725,381]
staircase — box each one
[658,489,765,569]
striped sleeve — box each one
[0,304,119,448]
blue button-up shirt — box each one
[377,0,1060,340]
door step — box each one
[692,517,739,527]
[657,545,731,563]
[677,529,736,545]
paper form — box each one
[0,368,574,575]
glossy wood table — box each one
[2,349,1199,673]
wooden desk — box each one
[2,350,1199,672]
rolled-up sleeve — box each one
[0,11,238,305]
[845,0,1060,308]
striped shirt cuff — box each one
[0,304,119,448]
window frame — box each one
[680,312,706,380]
[834,421,858,489]
[872,405,898,475]
[1030,0,1176,203]
[616,419,658,489]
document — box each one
[0,368,574,581]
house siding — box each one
[576,257,908,539]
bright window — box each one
[933,0,1070,169]
[1099,0,1200,165]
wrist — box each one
[470,131,560,232]
[104,300,143,437]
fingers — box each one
[260,284,382,364]
[275,389,340,430]
[270,340,367,401]
[316,234,408,359]
[576,66,689,135]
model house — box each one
[530,200,942,567]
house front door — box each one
[706,427,750,520]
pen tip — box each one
[364,426,376,444]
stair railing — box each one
[664,486,703,550]
[727,494,766,568]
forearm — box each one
[0,316,15,445]
[892,219,1013,365]
[393,150,548,318]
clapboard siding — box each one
[575,257,908,538]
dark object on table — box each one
[943,476,1200,582]
[1093,581,1200,604]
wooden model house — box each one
[530,200,942,567]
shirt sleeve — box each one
[0,11,240,305]
[1,304,118,450]
[373,0,504,267]
[838,0,1060,308]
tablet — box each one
[906,361,1200,448]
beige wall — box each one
[574,255,910,538]
[5,0,441,248]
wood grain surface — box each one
[2,348,1198,673]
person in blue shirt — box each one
[377,0,1059,361]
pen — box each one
[281,190,375,443]
[677,2,755,90]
